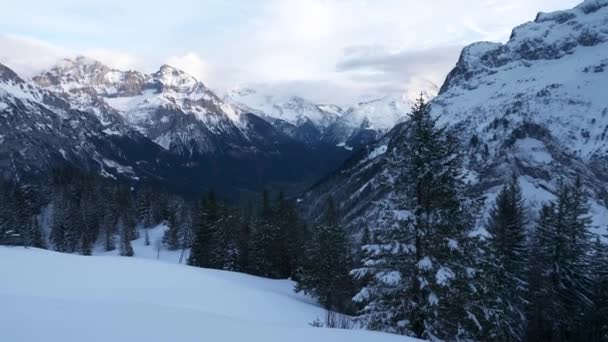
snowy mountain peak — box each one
[34,57,147,97]
[225,86,342,129]
[442,0,608,94]
[154,64,201,92]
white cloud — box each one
[0,34,142,78]
[84,49,140,71]
[165,53,210,82]
[0,35,69,77]
[0,0,582,102]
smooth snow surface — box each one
[0,246,416,342]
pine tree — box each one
[582,236,608,341]
[237,202,253,272]
[99,188,118,252]
[274,192,305,278]
[50,189,72,252]
[25,216,45,249]
[136,186,153,227]
[209,202,239,271]
[0,183,21,245]
[163,197,184,250]
[352,220,413,334]
[249,190,283,278]
[176,201,194,264]
[296,197,353,312]
[188,191,218,268]
[118,217,134,257]
[480,177,528,340]
[353,96,481,340]
[79,190,99,255]
[527,179,594,341]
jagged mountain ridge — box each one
[0,62,181,184]
[225,82,438,149]
[300,0,608,240]
[1,60,353,196]
[34,57,248,155]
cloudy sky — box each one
[0,0,579,104]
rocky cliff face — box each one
[301,0,608,240]
[0,62,176,184]
[34,58,249,155]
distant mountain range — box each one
[226,82,437,149]
[1,56,433,197]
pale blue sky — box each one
[0,0,581,104]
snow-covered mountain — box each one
[227,87,341,130]
[34,57,248,155]
[0,61,176,183]
[301,0,608,240]
[0,60,351,196]
[226,82,438,149]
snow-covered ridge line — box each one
[225,81,438,147]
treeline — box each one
[0,168,139,256]
[0,168,316,281]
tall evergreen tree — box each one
[209,202,239,271]
[249,190,283,278]
[480,177,528,340]
[353,96,481,340]
[136,186,153,227]
[237,202,253,272]
[80,190,100,255]
[188,191,219,268]
[527,179,594,341]
[99,188,118,252]
[118,217,134,257]
[582,235,608,341]
[296,197,353,311]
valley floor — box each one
[0,233,416,342]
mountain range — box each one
[300,0,608,239]
[0,59,360,196]
[3,0,607,241]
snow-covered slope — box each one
[301,0,608,240]
[0,246,414,342]
[227,87,341,129]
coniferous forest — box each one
[1,98,606,342]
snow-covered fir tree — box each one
[188,191,219,268]
[296,197,353,312]
[583,235,608,341]
[479,177,528,340]
[249,190,283,278]
[209,203,240,271]
[353,96,482,340]
[527,178,594,341]
[118,217,134,257]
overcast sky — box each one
[0,0,580,104]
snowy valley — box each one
[2,0,608,341]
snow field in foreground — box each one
[0,246,417,342]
